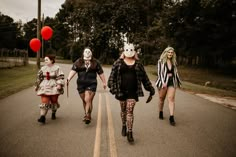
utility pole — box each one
[42,14,44,58]
[36,0,41,69]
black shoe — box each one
[85,115,91,124]
[159,111,164,120]
[122,125,127,136]
[85,120,91,124]
[51,113,56,120]
[38,116,46,124]
[127,131,134,143]
[169,116,176,126]
[85,119,91,124]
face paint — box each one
[123,43,135,58]
[44,57,52,65]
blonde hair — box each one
[159,46,177,66]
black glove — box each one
[146,95,153,103]
[146,89,155,103]
[150,89,155,96]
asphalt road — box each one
[0,63,235,157]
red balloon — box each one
[29,38,41,52]
[41,26,53,40]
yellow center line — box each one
[93,93,102,157]
[106,93,118,157]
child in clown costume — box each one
[35,54,65,124]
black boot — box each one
[159,111,164,120]
[169,116,176,126]
[121,125,127,136]
[127,131,134,143]
[51,112,56,120]
[85,114,91,124]
[38,115,46,124]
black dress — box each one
[120,61,138,101]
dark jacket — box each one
[108,58,155,101]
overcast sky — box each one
[0,0,65,23]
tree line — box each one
[0,0,235,68]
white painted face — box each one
[44,57,52,65]
[123,43,135,58]
[83,48,92,60]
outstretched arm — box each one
[99,73,107,89]
[67,70,77,85]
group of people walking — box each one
[35,44,181,143]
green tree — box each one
[0,13,20,49]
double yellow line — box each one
[93,93,118,157]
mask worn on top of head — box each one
[123,43,135,58]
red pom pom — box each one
[46,72,50,80]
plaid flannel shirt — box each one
[108,58,155,101]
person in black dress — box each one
[67,48,106,124]
[108,43,155,143]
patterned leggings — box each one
[120,99,136,132]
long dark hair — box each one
[75,57,98,70]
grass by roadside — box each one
[145,65,236,98]
[0,62,235,100]
[0,64,38,99]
